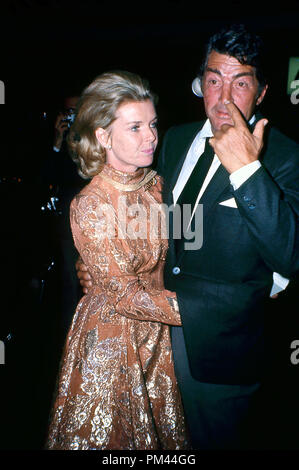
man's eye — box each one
[207,78,221,87]
[236,81,248,88]
[131,125,139,132]
[150,121,158,129]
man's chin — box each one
[220,121,234,129]
[213,119,234,132]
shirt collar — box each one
[198,119,213,139]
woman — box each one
[46,71,189,450]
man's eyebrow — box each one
[205,67,254,79]
[206,67,221,75]
[234,72,255,79]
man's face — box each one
[202,51,267,133]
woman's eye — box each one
[150,121,158,129]
[131,125,139,132]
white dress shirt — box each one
[173,117,259,204]
[172,117,289,295]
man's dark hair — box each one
[199,24,268,92]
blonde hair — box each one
[68,70,157,179]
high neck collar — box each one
[96,163,157,192]
[101,163,146,185]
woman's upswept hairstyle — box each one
[68,70,157,179]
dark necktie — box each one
[174,139,214,255]
[177,138,215,211]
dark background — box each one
[0,0,298,453]
[1,1,298,172]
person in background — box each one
[40,93,86,343]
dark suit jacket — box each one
[157,120,299,385]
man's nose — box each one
[220,83,233,104]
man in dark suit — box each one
[76,25,299,449]
[156,24,299,449]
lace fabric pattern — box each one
[46,165,189,450]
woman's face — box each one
[102,99,158,173]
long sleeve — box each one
[233,154,299,278]
[70,190,181,326]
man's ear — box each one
[95,127,110,148]
[256,84,268,106]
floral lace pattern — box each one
[46,164,189,450]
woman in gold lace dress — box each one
[46,71,189,450]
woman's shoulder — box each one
[71,175,106,209]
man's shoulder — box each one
[262,125,299,179]
[264,125,299,162]
[161,121,205,156]
[267,126,298,151]
[156,121,205,175]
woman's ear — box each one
[95,127,110,148]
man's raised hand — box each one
[209,101,268,174]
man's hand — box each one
[209,101,268,174]
[75,258,92,294]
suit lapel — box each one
[161,121,230,262]
[164,124,202,206]
[163,123,203,262]
[199,163,230,216]
[175,164,230,260]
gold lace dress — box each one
[46,164,189,450]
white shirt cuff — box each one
[230,161,261,190]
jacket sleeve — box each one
[70,191,181,326]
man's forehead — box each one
[205,51,256,76]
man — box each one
[77,25,299,449]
